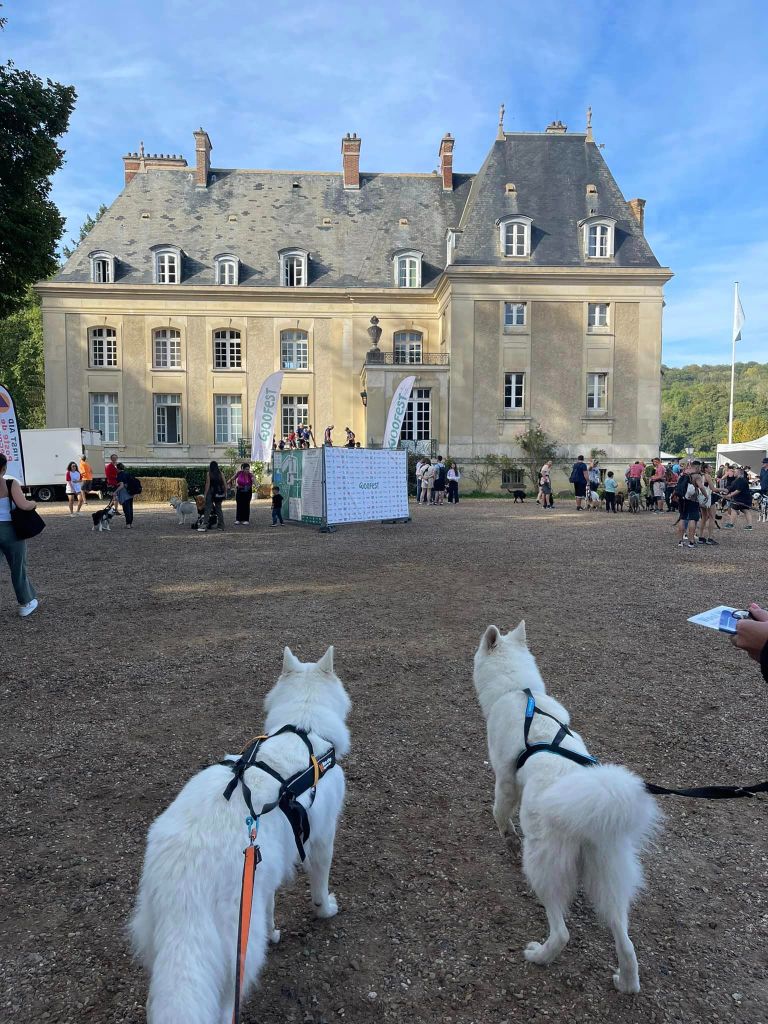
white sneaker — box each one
[19,599,39,617]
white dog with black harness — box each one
[473,621,660,994]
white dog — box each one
[473,621,659,994]
[131,646,351,1024]
[169,495,197,525]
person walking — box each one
[570,455,589,510]
[447,462,461,504]
[201,460,227,531]
[65,461,84,515]
[696,462,717,545]
[539,462,553,509]
[0,454,39,616]
[114,463,135,528]
[674,460,703,548]
[604,470,618,512]
[79,455,94,505]
[234,463,254,525]
[271,485,284,526]
[721,466,754,531]
[324,425,334,446]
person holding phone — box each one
[732,604,768,683]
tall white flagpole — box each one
[728,281,745,445]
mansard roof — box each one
[52,131,660,288]
[455,133,659,268]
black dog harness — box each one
[222,725,336,861]
[515,689,600,772]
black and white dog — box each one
[91,503,116,532]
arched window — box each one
[214,253,239,286]
[581,217,616,259]
[281,330,308,369]
[394,251,422,288]
[213,329,242,369]
[151,245,182,284]
[498,217,532,258]
[89,326,117,367]
[279,249,308,287]
[89,250,115,284]
[393,331,423,364]
[153,328,181,369]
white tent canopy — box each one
[716,434,768,470]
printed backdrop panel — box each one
[324,448,408,524]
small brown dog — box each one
[615,492,625,512]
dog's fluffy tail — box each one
[536,764,660,850]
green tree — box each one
[0,53,76,316]
[466,454,502,493]
[661,362,768,452]
[0,287,45,427]
[516,422,561,491]
[62,203,108,260]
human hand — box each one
[731,604,768,661]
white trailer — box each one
[20,428,104,502]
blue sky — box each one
[6,0,768,366]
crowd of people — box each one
[414,456,461,505]
[274,424,363,450]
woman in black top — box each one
[721,467,754,530]
[202,461,227,531]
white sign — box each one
[0,385,25,484]
[324,448,408,524]
[251,371,284,464]
[383,376,416,449]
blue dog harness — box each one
[515,689,600,772]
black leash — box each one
[645,780,768,800]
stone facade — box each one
[38,121,671,486]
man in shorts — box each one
[570,455,588,510]
[675,460,702,548]
[626,459,645,499]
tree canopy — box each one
[0,57,76,317]
[0,286,45,428]
[661,363,768,453]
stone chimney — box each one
[122,141,188,185]
[627,198,646,233]
[193,128,212,187]
[341,133,361,190]
[438,134,454,191]
[545,120,567,134]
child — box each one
[271,486,284,526]
[604,470,618,513]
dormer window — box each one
[445,230,459,267]
[214,253,239,286]
[394,251,423,288]
[280,249,308,287]
[89,251,115,284]
[581,217,616,259]
[498,217,532,258]
[151,245,182,284]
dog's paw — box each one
[269,928,281,944]
[612,971,640,994]
[314,893,338,919]
[524,941,552,966]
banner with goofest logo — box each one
[0,384,25,484]
[383,375,416,449]
[251,371,284,465]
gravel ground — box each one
[2,498,767,1024]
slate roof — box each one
[52,133,660,288]
[455,133,659,268]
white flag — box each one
[0,384,25,484]
[733,282,745,344]
[251,371,284,464]
[383,375,416,449]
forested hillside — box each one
[661,363,768,453]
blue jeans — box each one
[272,509,283,525]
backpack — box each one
[673,473,689,499]
[125,474,142,496]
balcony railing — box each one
[364,351,449,366]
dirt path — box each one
[2,499,766,1023]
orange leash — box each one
[232,820,261,1024]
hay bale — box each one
[135,477,188,503]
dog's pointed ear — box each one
[482,625,501,652]
[317,646,334,674]
[510,620,527,643]
[282,646,301,673]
